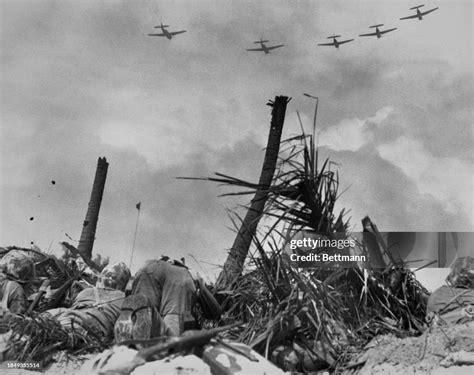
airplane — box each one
[246,38,284,54]
[318,35,354,48]
[400,5,439,20]
[359,24,397,38]
[148,23,186,39]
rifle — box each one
[41,276,77,310]
[137,322,241,361]
[26,279,50,315]
[101,323,242,374]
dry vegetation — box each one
[202,130,430,372]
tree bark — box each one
[216,96,289,288]
[78,157,109,259]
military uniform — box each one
[44,262,131,338]
[131,258,197,336]
[0,277,27,315]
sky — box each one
[1,0,472,278]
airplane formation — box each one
[147,4,439,52]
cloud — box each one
[377,136,473,224]
[327,147,472,232]
[367,106,394,126]
[96,93,262,170]
[319,118,368,151]
[318,106,393,151]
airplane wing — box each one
[380,27,397,34]
[148,33,166,37]
[339,39,354,44]
[246,48,265,51]
[400,14,418,20]
[359,31,376,37]
[317,42,336,46]
[169,30,187,36]
[266,44,284,50]
[421,7,439,16]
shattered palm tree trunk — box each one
[78,157,109,259]
[217,96,290,288]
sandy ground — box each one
[344,321,474,375]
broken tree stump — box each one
[78,157,109,259]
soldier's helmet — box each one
[98,262,131,291]
[0,251,34,281]
[446,257,474,288]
